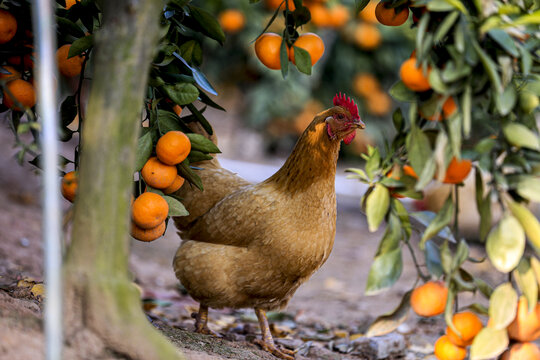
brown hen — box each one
[172,94,365,359]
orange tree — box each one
[346,1,540,359]
[1,0,226,357]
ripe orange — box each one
[327,4,350,28]
[131,220,166,242]
[442,157,472,184]
[255,33,286,70]
[56,44,85,77]
[501,342,540,360]
[375,2,410,26]
[366,91,391,116]
[156,130,191,165]
[141,157,178,189]
[0,66,20,81]
[172,104,183,117]
[289,33,325,66]
[218,9,246,34]
[65,0,80,9]
[131,192,169,229]
[61,171,78,202]
[2,79,36,111]
[445,311,483,346]
[352,73,380,97]
[353,23,381,50]
[163,175,185,195]
[403,165,418,179]
[507,297,540,342]
[400,57,431,92]
[358,1,378,23]
[433,335,467,360]
[0,9,17,44]
[307,3,330,27]
[422,97,457,121]
[265,0,296,11]
[411,281,448,317]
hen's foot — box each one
[253,338,295,360]
[191,304,220,336]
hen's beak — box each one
[352,117,365,130]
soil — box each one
[0,118,502,360]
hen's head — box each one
[326,93,365,145]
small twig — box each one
[405,239,430,281]
[452,184,460,240]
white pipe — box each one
[32,1,63,359]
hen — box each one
[172,93,365,359]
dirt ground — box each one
[0,116,502,360]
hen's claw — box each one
[254,338,295,360]
[192,304,220,336]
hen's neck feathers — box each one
[264,111,340,193]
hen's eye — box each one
[337,114,344,119]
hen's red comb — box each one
[333,93,359,119]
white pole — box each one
[32,1,63,359]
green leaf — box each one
[425,240,443,278]
[389,81,417,102]
[364,146,380,180]
[56,16,85,38]
[355,0,371,14]
[516,176,540,202]
[186,133,220,154]
[279,38,289,78]
[162,83,199,106]
[470,327,509,360]
[345,168,369,182]
[68,34,93,58]
[163,195,189,217]
[488,282,518,330]
[434,11,459,43]
[60,95,77,127]
[392,198,411,239]
[427,68,448,94]
[496,85,517,116]
[134,132,153,172]
[392,108,404,132]
[179,40,203,66]
[530,257,540,288]
[507,200,540,253]
[410,211,456,243]
[366,184,390,232]
[365,290,411,337]
[473,40,502,93]
[514,258,538,313]
[187,5,225,45]
[365,248,403,295]
[157,110,190,134]
[452,240,469,270]
[187,150,213,163]
[503,123,540,150]
[446,113,461,158]
[186,104,213,135]
[420,196,454,249]
[462,83,472,138]
[486,214,525,273]
[293,46,312,75]
[177,160,203,191]
[406,126,431,180]
[488,29,519,57]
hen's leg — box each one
[192,304,219,336]
[254,308,295,360]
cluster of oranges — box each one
[61,131,191,242]
[255,32,324,70]
[410,281,540,360]
[352,73,392,116]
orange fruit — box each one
[442,157,472,184]
[501,342,540,360]
[445,311,483,346]
[352,73,380,97]
[0,66,20,81]
[2,79,36,111]
[131,220,166,242]
[65,0,80,9]
[375,2,410,26]
[255,33,287,70]
[172,104,183,117]
[163,175,185,195]
[141,157,178,189]
[358,1,378,23]
[0,9,17,44]
[61,171,78,202]
[156,130,191,165]
[328,4,350,28]
[289,33,324,66]
[400,57,431,92]
[507,297,540,342]
[56,44,85,77]
[307,3,330,27]
[422,97,457,121]
[403,165,418,179]
[366,91,391,116]
[353,23,381,50]
[433,335,467,360]
[265,0,296,11]
[411,281,448,317]
[131,192,169,229]
[218,9,246,33]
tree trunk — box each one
[62,1,183,359]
